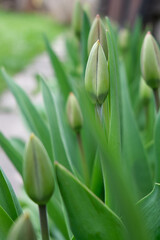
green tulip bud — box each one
[118,28,130,51]
[85,40,109,105]
[23,134,54,205]
[66,93,83,133]
[141,32,160,89]
[139,77,152,105]
[88,15,108,58]
[72,0,82,37]
[7,213,37,240]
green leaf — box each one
[0,168,22,221]
[0,68,53,162]
[154,111,160,182]
[138,183,160,239]
[77,89,150,240]
[55,162,126,240]
[41,78,71,170]
[44,35,71,99]
[0,206,13,240]
[0,132,23,174]
[120,63,153,198]
[81,10,90,77]
[106,30,121,161]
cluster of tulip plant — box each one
[0,0,160,239]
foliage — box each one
[0,3,160,240]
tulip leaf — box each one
[120,64,153,198]
[0,132,23,174]
[55,162,126,240]
[0,206,13,240]
[81,10,90,76]
[138,183,160,239]
[154,111,160,182]
[106,30,121,161]
[41,78,71,171]
[0,168,22,221]
[44,35,71,100]
[0,68,53,162]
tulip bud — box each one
[7,213,37,240]
[66,93,83,133]
[88,15,108,58]
[141,32,160,89]
[139,77,152,105]
[23,134,54,205]
[72,0,82,37]
[118,28,130,52]
[85,40,109,105]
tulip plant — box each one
[0,1,160,240]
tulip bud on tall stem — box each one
[66,93,90,186]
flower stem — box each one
[153,88,160,112]
[76,132,90,186]
[39,205,50,240]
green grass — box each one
[0,10,66,93]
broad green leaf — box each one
[154,111,160,182]
[55,162,126,240]
[106,31,121,161]
[77,88,150,240]
[0,132,23,174]
[138,183,160,239]
[0,68,53,162]
[0,168,22,221]
[48,196,70,240]
[81,10,90,77]
[44,35,71,99]
[0,206,13,240]
[41,78,71,170]
[120,63,153,199]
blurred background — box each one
[0,0,159,193]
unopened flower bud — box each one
[85,40,109,105]
[118,28,130,51]
[140,78,152,105]
[72,0,82,37]
[7,213,37,240]
[141,32,160,89]
[66,93,83,133]
[88,15,108,58]
[23,134,54,205]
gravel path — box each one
[0,36,65,195]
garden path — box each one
[0,36,65,194]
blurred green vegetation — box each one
[0,10,66,93]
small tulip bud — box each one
[7,213,37,240]
[85,40,109,105]
[66,93,83,133]
[72,0,83,37]
[139,78,152,105]
[88,15,108,58]
[118,28,130,52]
[23,134,54,205]
[141,32,160,89]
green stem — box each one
[76,132,90,186]
[153,88,160,112]
[39,205,50,240]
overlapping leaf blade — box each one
[0,206,13,240]
[138,183,160,239]
[0,68,53,162]
[0,132,23,174]
[120,64,153,199]
[0,168,22,221]
[56,162,126,240]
